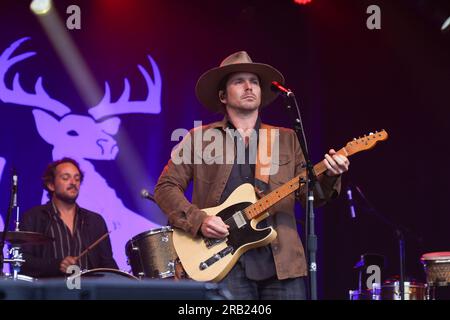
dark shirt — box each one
[20,201,118,278]
[220,118,277,281]
[45,201,88,270]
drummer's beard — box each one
[54,186,79,204]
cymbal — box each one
[0,231,53,245]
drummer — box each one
[20,158,118,278]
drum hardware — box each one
[0,272,35,282]
[348,183,424,300]
[160,260,175,279]
[3,246,25,280]
[372,281,427,300]
[1,169,20,277]
[0,170,46,282]
[425,284,450,300]
[127,247,146,277]
[0,231,53,282]
[350,280,427,300]
[353,253,385,292]
[126,244,155,278]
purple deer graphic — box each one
[0,38,161,270]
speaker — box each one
[0,277,233,300]
[0,278,36,300]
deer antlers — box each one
[88,56,162,120]
[0,37,162,120]
[0,37,71,117]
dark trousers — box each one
[221,260,307,300]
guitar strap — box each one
[254,124,278,196]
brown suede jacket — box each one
[155,117,340,279]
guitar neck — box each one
[243,147,349,220]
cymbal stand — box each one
[3,245,25,280]
[1,169,25,280]
[1,169,18,276]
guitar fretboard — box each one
[242,130,387,220]
[243,147,348,220]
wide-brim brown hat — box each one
[195,51,285,113]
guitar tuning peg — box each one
[369,132,374,135]
[353,138,357,141]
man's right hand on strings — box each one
[201,215,229,238]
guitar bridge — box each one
[204,237,226,248]
[199,246,234,270]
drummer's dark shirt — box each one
[19,201,118,278]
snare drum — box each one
[421,252,450,286]
[372,281,427,300]
[125,226,181,279]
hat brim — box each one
[195,62,285,113]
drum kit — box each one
[0,179,182,284]
[349,251,450,300]
[0,226,184,283]
[73,226,185,282]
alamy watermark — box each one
[66,5,81,30]
[66,265,81,290]
[366,5,381,30]
[170,121,281,176]
[366,265,381,289]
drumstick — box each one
[75,230,112,261]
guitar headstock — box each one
[344,130,388,155]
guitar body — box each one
[173,183,277,282]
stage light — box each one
[294,0,312,5]
[441,16,450,32]
[410,1,450,34]
[30,0,52,15]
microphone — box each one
[141,189,156,203]
[271,81,294,97]
[12,170,18,208]
[12,169,20,231]
[346,186,356,219]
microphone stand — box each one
[281,91,324,300]
[0,169,18,276]
[352,184,422,300]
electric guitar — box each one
[173,130,388,282]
